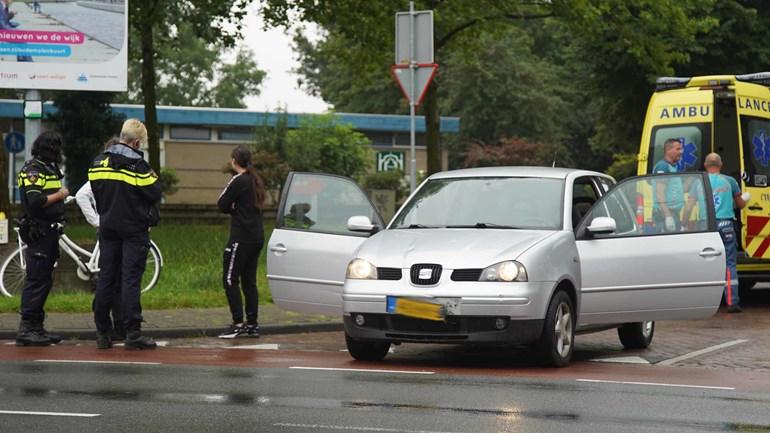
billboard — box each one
[0,0,127,91]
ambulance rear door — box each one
[735,80,770,259]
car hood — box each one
[357,228,557,269]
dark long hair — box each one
[32,131,64,164]
[231,145,266,210]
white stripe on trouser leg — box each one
[226,242,239,286]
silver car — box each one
[268,167,726,366]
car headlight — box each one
[479,261,528,282]
[346,258,377,280]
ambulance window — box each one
[648,124,711,173]
[741,116,770,187]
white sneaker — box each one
[218,323,246,339]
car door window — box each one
[580,173,713,238]
[278,173,381,236]
[572,177,601,229]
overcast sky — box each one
[239,7,330,113]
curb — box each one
[0,322,344,341]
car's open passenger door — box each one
[575,172,725,325]
[267,172,383,315]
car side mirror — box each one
[347,215,377,233]
[586,217,616,235]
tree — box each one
[260,0,554,175]
[118,23,266,108]
[285,114,373,178]
[48,92,125,190]
[463,137,573,168]
[129,0,251,173]
[261,0,722,175]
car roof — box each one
[427,166,606,180]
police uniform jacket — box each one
[88,143,161,232]
[17,159,64,223]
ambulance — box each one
[637,72,770,293]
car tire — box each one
[537,290,574,367]
[345,333,390,361]
[617,321,654,349]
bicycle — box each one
[0,215,163,298]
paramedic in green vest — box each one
[701,153,748,313]
[653,138,684,232]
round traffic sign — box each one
[4,132,24,153]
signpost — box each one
[393,3,436,192]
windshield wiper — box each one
[446,222,518,229]
[401,224,439,229]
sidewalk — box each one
[0,303,342,340]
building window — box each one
[219,127,256,141]
[170,126,211,140]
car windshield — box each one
[390,176,564,230]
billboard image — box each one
[0,0,127,91]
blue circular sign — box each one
[4,132,24,153]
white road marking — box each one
[0,410,100,418]
[290,366,434,375]
[658,339,749,366]
[589,356,650,364]
[35,359,161,365]
[226,344,279,350]
[576,379,734,391]
[274,423,461,433]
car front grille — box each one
[355,314,507,334]
[410,263,442,285]
[451,269,482,281]
[377,267,402,280]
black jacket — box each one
[17,159,64,223]
[218,172,264,243]
[88,143,161,232]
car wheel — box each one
[617,321,655,349]
[538,290,574,367]
[738,279,756,301]
[345,333,390,361]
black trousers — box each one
[94,228,149,334]
[222,240,263,324]
[20,228,59,324]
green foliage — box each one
[360,170,409,202]
[119,24,265,108]
[159,167,180,197]
[48,92,125,191]
[285,114,374,178]
[606,153,638,181]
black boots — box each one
[124,331,157,350]
[96,333,113,349]
[16,320,58,347]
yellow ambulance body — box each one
[638,73,770,289]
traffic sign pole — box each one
[409,1,416,193]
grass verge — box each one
[0,220,275,313]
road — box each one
[1,342,769,433]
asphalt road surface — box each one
[1,344,769,433]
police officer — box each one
[16,131,68,346]
[88,119,161,349]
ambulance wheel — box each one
[345,333,390,361]
[618,321,654,349]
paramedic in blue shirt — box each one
[653,138,684,232]
[701,153,748,313]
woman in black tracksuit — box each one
[217,146,266,338]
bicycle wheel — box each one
[140,243,162,293]
[0,247,27,297]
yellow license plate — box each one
[387,297,444,321]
